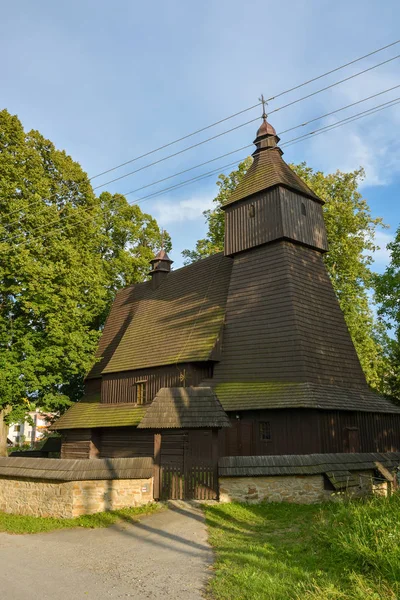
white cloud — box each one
[300,102,400,188]
[151,194,215,225]
[296,64,400,186]
[371,230,395,270]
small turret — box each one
[149,249,173,290]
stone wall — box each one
[0,476,153,518]
[0,478,75,517]
[219,472,389,504]
[219,475,326,504]
[72,478,153,517]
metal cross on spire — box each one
[259,94,268,120]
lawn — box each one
[204,494,400,600]
[0,503,160,535]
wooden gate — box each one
[154,429,219,501]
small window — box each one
[14,425,21,432]
[136,382,147,405]
[259,421,271,441]
[248,204,255,218]
[301,202,307,216]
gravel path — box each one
[0,503,213,599]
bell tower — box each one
[211,107,368,390]
[222,114,328,256]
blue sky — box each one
[1,0,400,271]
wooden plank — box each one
[153,433,161,500]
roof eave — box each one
[222,182,323,210]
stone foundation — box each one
[219,472,389,504]
[0,477,153,518]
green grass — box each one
[204,494,400,600]
[0,503,160,535]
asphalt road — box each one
[0,503,213,599]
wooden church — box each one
[53,112,400,490]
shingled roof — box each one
[137,387,231,429]
[50,394,147,430]
[0,457,153,480]
[222,116,321,208]
[223,148,320,207]
[87,252,233,378]
[219,452,400,481]
[214,382,400,414]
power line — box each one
[2,94,398,248]
[266,38,400,102]
[90,52,400,192]
[89,39,400,182]
[89,103,261,181]
[121,84,400,198]
[4,84,399,231]
[131,96,400,205]
[267,53,400,116]
[284,97,400,149]
[92,115,259,190]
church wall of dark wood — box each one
[84,377,102,396]
[60,408,400,460]
[225,188,283,256]
[218,409,400,456]
[100,363,213,404]
[280,188,328,251]
[99,428,154,458]
[319,411,400,453]
[61,429,99,459]
[218,409,321,457]
[224,187,328,256]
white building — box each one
[8,410,54,447]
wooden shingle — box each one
[218,452,400,478]
[91,252,232,376]
[50,394,147,430]
[214,382,400,414]
[137,387,231,429]
[222,147,321,207]
[0,456,153,480]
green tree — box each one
[94,190,171,328]
[182,159,386,387]
[374,227,400,399]
[0,109,168,435]
[182,157,252,263]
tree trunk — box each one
[0,411,8,457]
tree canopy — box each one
[0,109,169,423]
[374,227,400,399]
[182,158,387,388]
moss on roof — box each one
[223,147,321,207]
[214,382,400,414]
[50,394,147,430]
[102,252,232,374]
